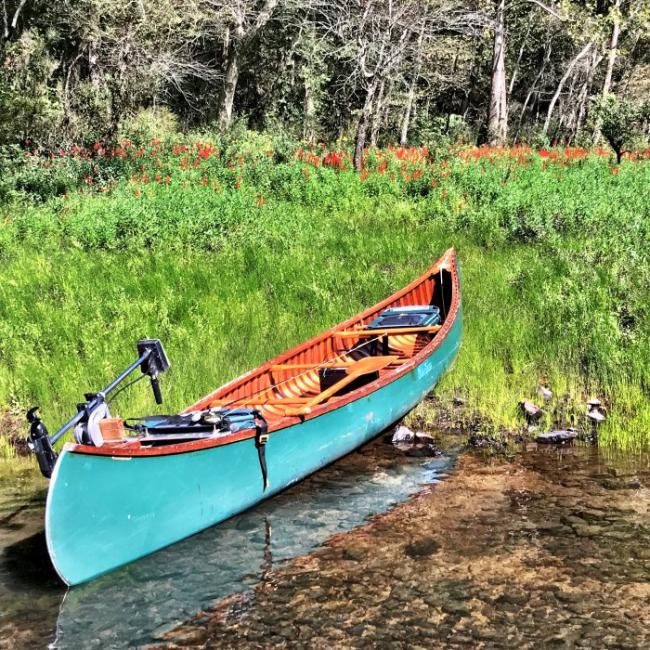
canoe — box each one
[44,248,462,585]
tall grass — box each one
[0,142,648,450]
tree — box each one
[594,94,642,162]
[201,0,280,131]
[487,0,507,144]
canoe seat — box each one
[280,356,399,416]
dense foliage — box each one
[1,135,648,455]
[1,0,648,154]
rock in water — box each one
[414,432,436,445]
[535,429,578,444]
[586,408,606,424]
[404,443,441,458]
[392,425,415,444]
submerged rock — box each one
[467,433,508,453]
[388,427,441,456]
[536,429,578,444]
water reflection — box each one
[0,440,453,649]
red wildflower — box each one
[323,151,344,169]
[201,175,207,186]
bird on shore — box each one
[519,400,543,424]
[537,384,553,402]
[586,399,606,425]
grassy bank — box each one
[1,139,649,458]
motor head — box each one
[137,339,170,405]
[26,406,57,478]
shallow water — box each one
[0,439,453,648]
[3,438,650,649]
[159,441,650,649]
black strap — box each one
[253,410,270,491]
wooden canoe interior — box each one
[187,260,455,423]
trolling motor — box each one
[26,339,170,478]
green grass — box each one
[0,142,649,456]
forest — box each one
[1,0,649,153]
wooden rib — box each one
[209,397,312,407]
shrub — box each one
[119,107,180,144]
[593,95,644,163]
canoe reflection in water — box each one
[49,443,453,648]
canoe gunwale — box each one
[64,249,461,459]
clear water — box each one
[0,439,454,648]
[168,441,650,648]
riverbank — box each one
[156,439,650,648]
[0,141,649,458]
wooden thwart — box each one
[270,358,404,371]
[334,325,441,338]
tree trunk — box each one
[602,0,621,97]
[354,80,378,171]
[370,78,385,146]
[218,43,239,132]
[508,25,530,101]
[572,50,601,141]
[543,42,592,135]
[400,29,424,146]
[303,77,316,143]
[488,0,508,145]
[400,82,416,146]
[514,41,552,142]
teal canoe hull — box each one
[46,307,462,586]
